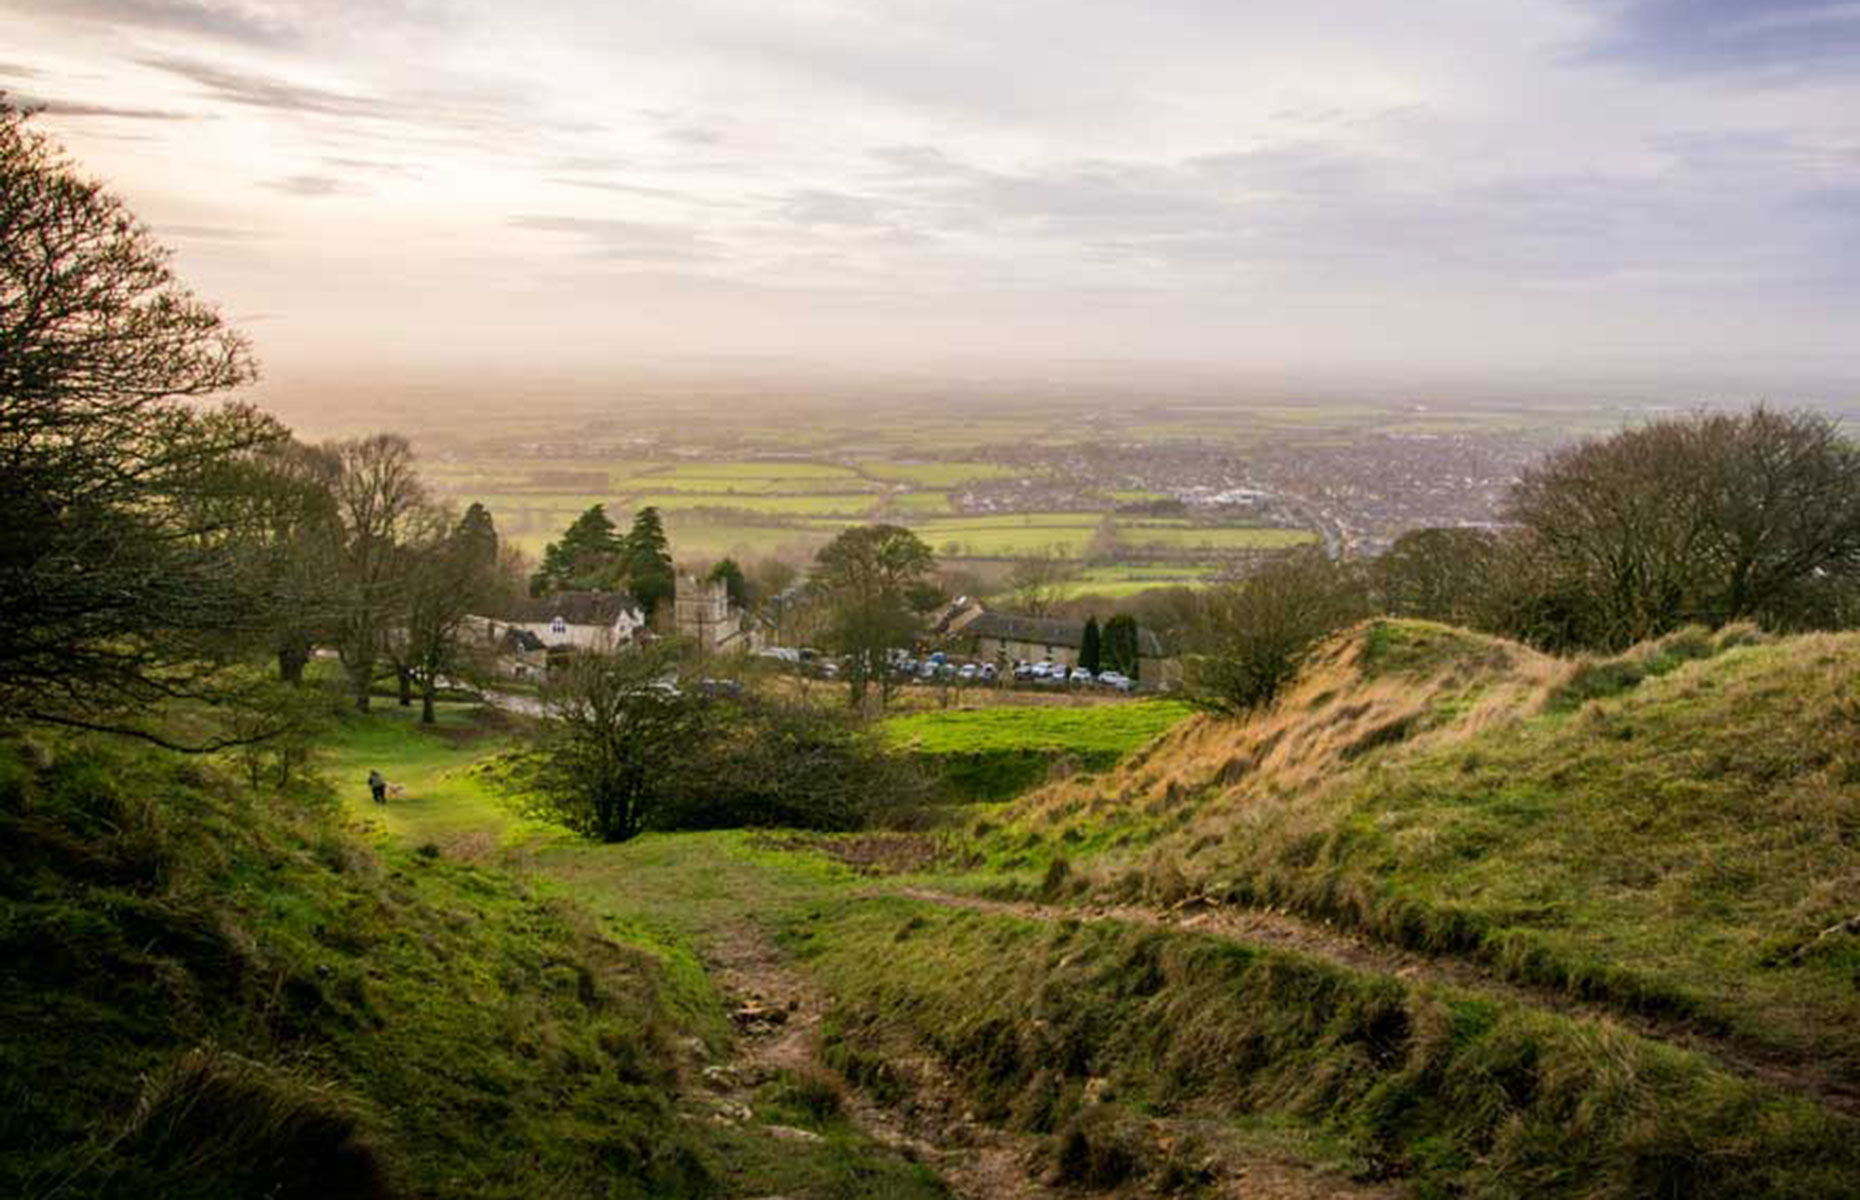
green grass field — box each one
[881,700,1192,758]
[881,700,1193,799]
[627,491,879,516]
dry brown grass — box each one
[1012,620,1568,854]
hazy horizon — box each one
[9,1,1860,399]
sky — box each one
[7,1,1860,393]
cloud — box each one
[550,154,632,173]
[6,0,302,48]
[776,189,891,228]
[323,155,419,177]
[157,222,267,240]
[546,177,687,200]
[506,214,718,262]
[1577,0,1860,79]
[662,125,724,146]
[140,55,391,117]
[11,94,195,119]
[265,173,365,197]
[0,61,40,78]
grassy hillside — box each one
[0,726,941,1199]
[22,624,1860,1198]
[994,620,1860,1090]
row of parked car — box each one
[891,650,1136,691]
[758,647,1140,692]
[1012,661,1137,691]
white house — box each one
[469,590,647,676]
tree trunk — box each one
[278,643,308,686]
[397,666,413,707]
[421,679,437,725]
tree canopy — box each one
[622,506,675,619]
[812,524,935,708]
[0,101,273,741]
[530,504,621,596]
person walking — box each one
[368,769,387,804]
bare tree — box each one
[328,435,427,711]
[399,504,507,724]
[1374,527,1502,627]
[1506,407,1860,649]
[812,524,935,710]
[0,100,276,744]
[1183,550,1371,713]
[1005,546,1076,617]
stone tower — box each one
[674,574,733,652]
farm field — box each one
[628,492,879,517]
[424,414,1330,590]
[855,460,1022,486]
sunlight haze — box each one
[8,0,1860,392]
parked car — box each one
[958,663,978,682]
[1013,663,1034,681]
[979,663,999,681]
[1069,666,1094,684]
[1098,671,1134,692]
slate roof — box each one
[963,612,1167,658]
[501,590,642,626]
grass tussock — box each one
[792,898,1860,1199]
[113,1046,394,1200]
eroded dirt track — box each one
[696,916,1392,1199]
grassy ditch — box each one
[788,897,1860,1199]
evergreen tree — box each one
[1101,614,1141,679]
[707,557,749,609]
[531,504,621,595]
[456,502,500,575]
[1079,615,1103,674]
[622,506,676,618]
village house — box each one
[957,611,1174,681]
[469,590,646,677]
